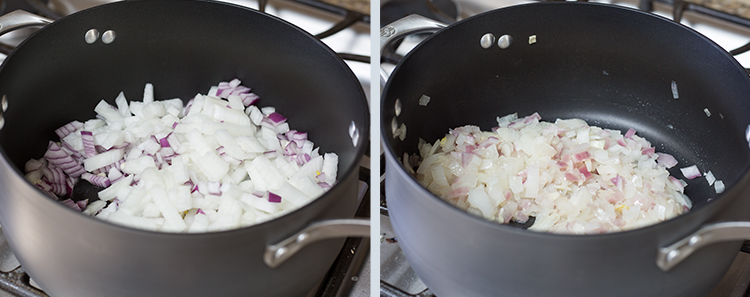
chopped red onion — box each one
[240,93,260,106]
[656,153,678,168]
[286,130,308,146]
[76,199,89,210]
[641,147,656,156]
[81,131,97,158]
[263,150,277,158]
[108,167,124,183]
[266,112,287,125]
[82,172,111,188]
[268,192,282,203]
[572,151,591,162]
[55,121,83,139]
[624,128,636,139]
[295,153,311,166]
[60,198,82,211]
[680,165,701,180]
[159,136,170,148]
[44,141,86,178]
[317,182,331,190]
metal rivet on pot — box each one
[666,249,679,262]
[84,29,99,44]
[274,247,286,259]
[102,30,116,44]
[296,233,307,243]
[0,95,6,130]
[688,235,701,246]
[480,33,495,49]
[394,99,402,117]
[498,34,513,49]
[349,121,359,147]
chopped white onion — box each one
[26,79,338,232]
[418,94,431,106]
[715,180,725,193]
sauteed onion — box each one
[413,113,692,234]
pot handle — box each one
[656,221,750,271]
[379,14,447,85]
[0,10,53,37]
[263,218,370,268]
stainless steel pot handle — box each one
[264,218,370,268]
[657,221,750,271]
[379,14,447,85]
[0,10,53,37]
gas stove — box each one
[0,0,371,296]
[379,0,750,296]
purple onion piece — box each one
[44,142,86,178]
[263,151,277,158]
[55,121,83,139]
[624,128,636,139]
[240,93,260,106]
[76,199,89,210]
[60,198,81,211]
[266,112,287,125]
[111,142,131,150]
[81,130,97,157]
[284,141,299,155]
[207,182,222,196]
[268,192,282,203]
[295,153,311,166]
[82,172,112,188]
[318,182,331,190]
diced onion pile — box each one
[24,79,338,233]
[413,113,692,234]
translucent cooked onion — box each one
[413,112,692,234]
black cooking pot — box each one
[381,3,750,297]
[0,0,369,296]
